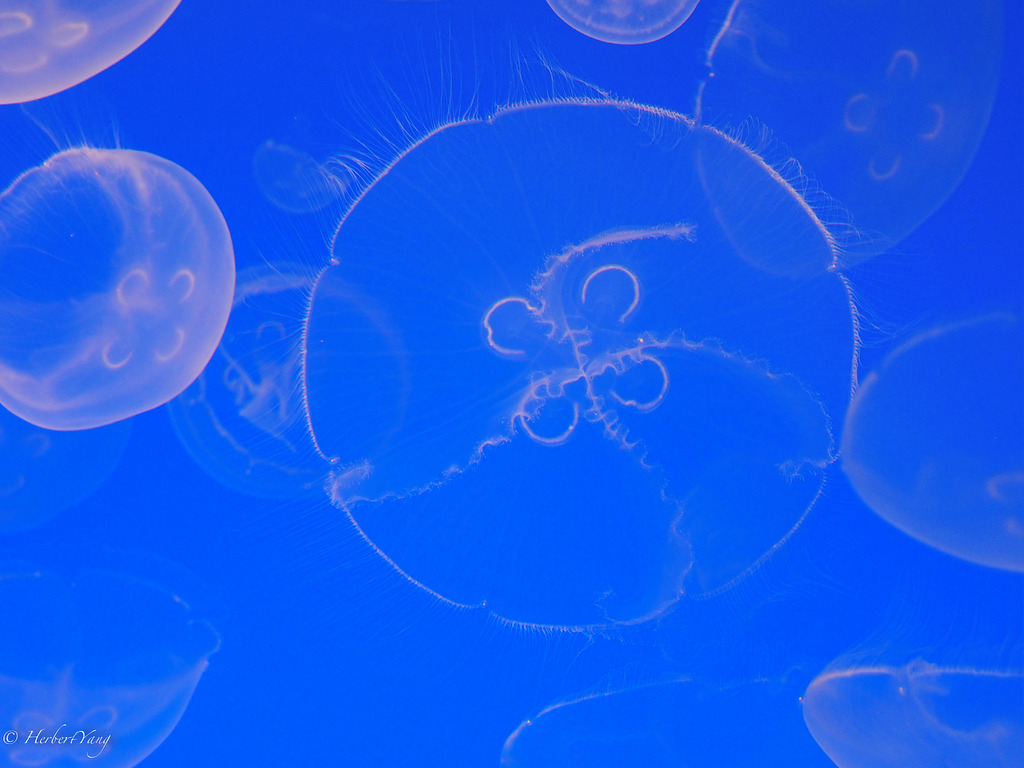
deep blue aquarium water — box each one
[0,1,1021,766]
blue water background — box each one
[0,0,1021,765]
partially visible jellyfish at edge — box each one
[698,0,1004,263]
[0,556,221,767]
[302,94,859,631]
[501,676,831,766]
[842,314,1024,573]
[0,0,182,104]
[803,661,1024,768]
[545,0,702,45]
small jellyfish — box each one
[842,314,1024,573]
[304,93,857,630]
[0,404,131,533]
[545,0,702,45]
[0,146,236,431]
[0,0,181,104]
[167,263,328,499]
[501,677,830,766]
[803,661,1024,768]
[252,140,347,214]
[0,556,220,767]
[699,0,1003,262]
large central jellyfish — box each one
[303,94,858,631]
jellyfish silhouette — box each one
[842,314,1024,573]
[502,677,832,766]
[168,263,328,499]
[252,140,346,214]
[0,556,220,767]
[803,660,1024,768]
[0,404,131,532]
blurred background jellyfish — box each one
[699,0,1004,262]
[0,147,236,431]
[168,263,328,500]
[303,94,857,630]
[0,556,220,767]
[545,0,702,45]
[501,676,831,766]
[0,0,181,104]
[841,314,1024,573]
[252,140,347,214]
[0,405,131,533]
[803,661,1024,768]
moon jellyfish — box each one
[0,147,236,431]
[0,559,220,767]
[0,405,130,533]
[168,264,327,499]
[501,677,832,766]
[304,96,858,630]
[252,140,346,214]
[842,314,1023,572]
[0,0,181,104]
[700,0,1003,261]
[545,0,702,45]
[803,661,1024,768]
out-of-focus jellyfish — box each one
[699,0,1003,262]
[0,0,181,104]
[0,557,220,767]
[0,147,236,432]
[842,314,1023,572]
[545,0,701,45]
[501,677,832,766]
[0,405,130,532]
[303,95,858,630]
[803,661,1024,768]
[252,141,347,214]
[167,264,328,499]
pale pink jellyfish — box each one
[0,0,180,104]
[0,147,235,431]
[545,0,701,45]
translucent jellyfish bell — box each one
[0,147,235,431]
[0,405,131,532]
[0,558,220,767]
[304,96,857,630]
[842,314,1024,572]
[545,0,702,45]
[700,0,1003,262]
[168,264,328,499]
[252,140,346,214]
[803,661,1024,768]
[0,0,182,104]
[501,677,829,766]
